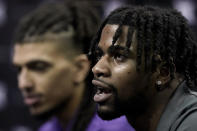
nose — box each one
[92,55,110,78]
[18,68,33,92]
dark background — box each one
[0,0,196,130]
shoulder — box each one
[175,110,197,131]
[157,81,197,131]
[172,85,197,131]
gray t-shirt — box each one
[157,81,197,131]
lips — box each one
[92,79,113,103]
[24,94,41,106]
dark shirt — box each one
[157,81,197,131]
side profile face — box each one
[92,24,156,120]
[12,42,77,117]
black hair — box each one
[14,1,101,131]
[89,5,197,90]
[14,1,100,54]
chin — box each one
[97,104,123,120]
[30,104,63,120]
[30,108,54,121]
[31,99,69,120]
[33,112,52,120]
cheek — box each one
[36,67,74,95]
[113,64,138,99]
[51,69,74,92]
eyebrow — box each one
[95,44,135,59]
[13,59,52,67]
[108,45,134,57]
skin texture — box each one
[12,41,89,125]
[92,24,180,131]
[92,24,157,119]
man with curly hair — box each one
[89,5,197,131]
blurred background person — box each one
[11,1,134,131]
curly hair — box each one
[89,5,197,90]
[14,1,101,131]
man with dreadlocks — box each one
[11,1,134,131]
[89,5,197,131]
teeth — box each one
[96,86,111,94]
[96,88,102,94]
[97,87,103,94]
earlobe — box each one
[73,54,90,85]
[153,55,176,91]
[155,65,171,91]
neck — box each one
[126,77,183,131]
[56,83,85,128]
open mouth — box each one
[92,79,113,103]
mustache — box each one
[93,78,116,92]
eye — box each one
[94,48,103,63]
[108,45,130,63]
[113,53,127,62]
[27,61,52,73]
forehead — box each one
[98,24,136,51]
[12,42,65,64]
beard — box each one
[97,104,123,120]
[96,87,124,120]
[97,88,148,121]
[32,97,70,121]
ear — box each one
[156,65,171,85]
[73,54,90,85]
[154,63,171,91]
[155,58,177,91]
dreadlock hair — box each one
[14,1,101,131]
[89,5,197,91]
